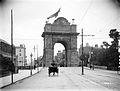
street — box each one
[1,67,120,91]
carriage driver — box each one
[51,60,57,67]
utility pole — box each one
[30,53,33,75]
[11,9,14,83]
[33,45,36,68]
[37,45,38,61]
[81,29,84,75]
[80,28,94,75]
[43,38,46,67]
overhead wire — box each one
[14,38,41,40]
[77,0,119,42]
[78,0,93,26]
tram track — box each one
[68,67,120,91]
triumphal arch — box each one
[42,17,79,67]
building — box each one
[79,43,102,56]
[79,43,104,66]
[54,51,62,63]
[54,50,66,66]
[57,51,63,59]
[79,43,91,57]
[0,39,17,74]
[16,44,27,66]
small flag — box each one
[47,8,60,19]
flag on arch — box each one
[47,8,61,19]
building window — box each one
[19,49,21,52]
[19,53,21,56]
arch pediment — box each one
[53,17,70,25]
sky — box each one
[0,0,120,61]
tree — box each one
[108,29,120,70]
[103,41,110,48]
[109,29,119,49]
[91,48,107,66]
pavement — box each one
[1,67,120,91]
[0,67,43,88]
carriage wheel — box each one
[53,72,55,76]
[48,70,50,76]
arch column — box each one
[44,48,53,67]
[44,35,53,67]
[66,49,71,67]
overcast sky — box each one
[0,0,120,60]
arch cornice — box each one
[42,32,79,37]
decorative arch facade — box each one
[42,17,79,67]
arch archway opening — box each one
[54,43,67,67]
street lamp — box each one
[30,53,33,75]
[37,45,39,73]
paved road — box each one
[1,67,120,91]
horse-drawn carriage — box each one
[48,61,59,76]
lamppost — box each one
[37,45,39,73]
[30,53,33,75]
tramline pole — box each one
[80,28,94,75]
[43,38,45,67]
[81,29,84,75]
[11,9,14,83]
[33,45,36,68]
[30,53,33,75]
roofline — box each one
[0,38,10,44]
